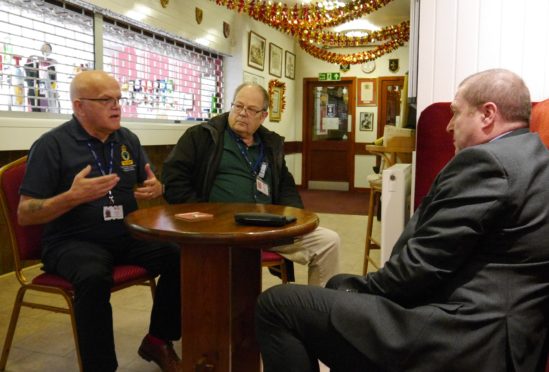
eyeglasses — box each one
[231,103,265,117]
[79,97,125,106]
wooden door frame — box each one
[377,76,405,138]
[301,77,356,190]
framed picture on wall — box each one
[359,111,374,131]
[248,31,266,71]
[285,51,295,80]
[357,78,377,106]
[243,71,265,87]
[269,43,283,77]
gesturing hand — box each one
[134,163,163,200]
[70,165,120,204]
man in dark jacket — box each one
[255,69,549,372]
[162,83,339,286]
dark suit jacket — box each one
[332,129,549,371]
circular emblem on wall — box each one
[361,60,376,74]
[160,0,169,8]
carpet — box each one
[298,189,369,215]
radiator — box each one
[380,163,412,266]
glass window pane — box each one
[0,0,94,113]
[103,22,224,122]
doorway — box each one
[377,76,405,138]
[302,78,356,191]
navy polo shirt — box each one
[20,116,149,247]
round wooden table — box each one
[125,203,318,372]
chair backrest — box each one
[531,99,549,148]
[413,102,455,210]
[0,156,44,267]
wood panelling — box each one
[284,141,302,154]
[354,142,370,156]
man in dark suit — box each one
[255,69,549,372]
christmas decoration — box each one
[268,79,286,114]
[212,0,410,64]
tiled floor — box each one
[0,212,380,371]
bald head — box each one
[233,83,269,111]
[70,70,122,142]
[70,70,120,102]
[458,68,531,126]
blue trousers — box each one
[43,235,180,372]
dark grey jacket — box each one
[334,129,549,371]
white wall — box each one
[416,0,549,114]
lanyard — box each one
[87,141,115,204]
[228,129,265,177]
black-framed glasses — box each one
[79,97,125,106]
[231,103,265,117]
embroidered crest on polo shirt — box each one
[120,144,136,172]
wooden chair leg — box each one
[148,278,157,299]
[0,287,25,371]
[279,262,288,284]
[363,187,381,275]
[65,295,84,372]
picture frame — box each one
[269,43,283,78]
[359,111,374,131]
[248,31,266,71]
[269,86,282,122]
[284,51,296,80]
[357,78,377,106]
[243,71,265,87]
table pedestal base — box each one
[180,244,261,372]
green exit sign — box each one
[318,72,341,81]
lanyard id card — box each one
[256,177,270,196]
[103,205,124,221]
[258,162,268,178]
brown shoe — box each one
[138,336,181,372]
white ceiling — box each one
[360,0,410,28]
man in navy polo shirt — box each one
[18,70,181,372]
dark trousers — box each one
[255,276,381,372]
[43,235,181,372]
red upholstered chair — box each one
[413,102,455,210]
[531,99,549,147]
[530,99,549,372]
[0,156,158,372]
[261,250,289,283]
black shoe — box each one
[138,336,181,372]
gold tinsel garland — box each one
[215,0,394,31]
[212,0,410,64]
[268,79,286,113]
[299,21,409,48]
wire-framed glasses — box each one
[79,97,125,106]
[231,102,265,117]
